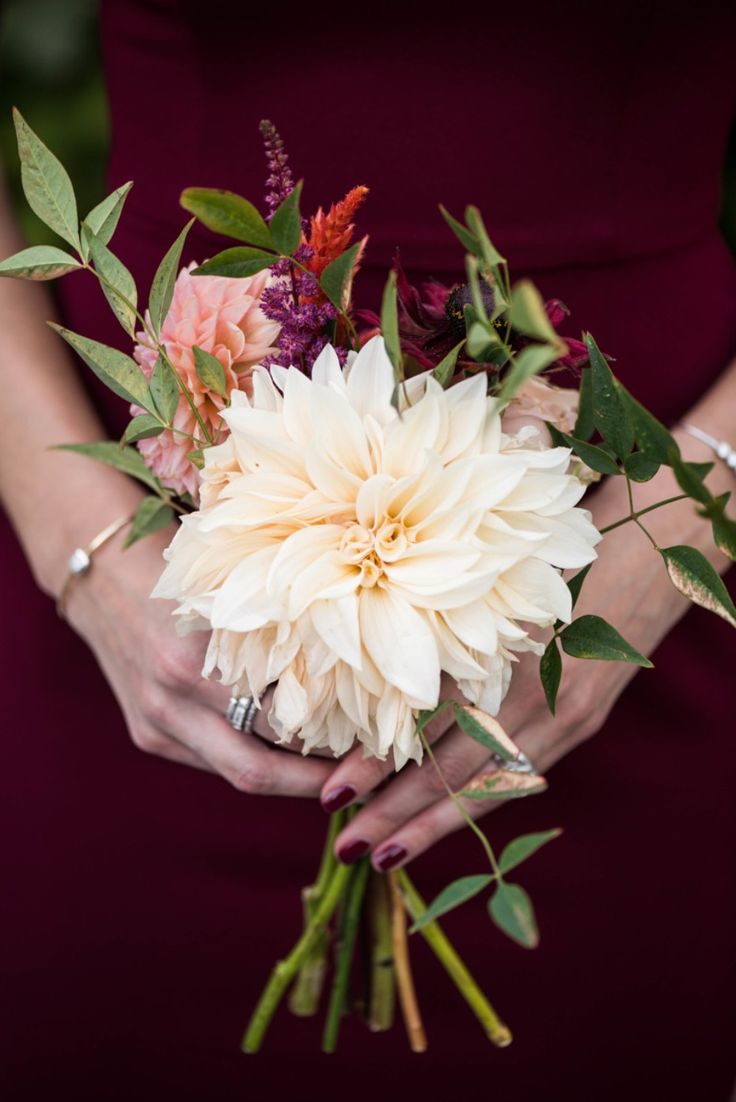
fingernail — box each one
[337,838,370,865]
[374,844,408,872]
[321,784,357,813]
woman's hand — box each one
[321,432,734,869]
[66,520,339,797]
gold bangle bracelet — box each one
[56,513,134,620]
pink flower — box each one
[132,263,280,498]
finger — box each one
[318,696,460,815]
[135,720,217,773]
[175,706,337,797]
[332,725,490,861]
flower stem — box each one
[396,870,512,1047]
[388,870,427,1053]
[289,809,348,1017]
[366,869,395,1032]
[321,857,370,1053]
[241,859,353,1054]
[598,493,688,535]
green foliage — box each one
[80,181,132,260]
[0,243,80,279]
[49,324,154,412]
[193,345,227,397]
[458,773,548,800]
[148,220,194,338]
[659,545,736,626]
[194,247,276,278]
[121,414,164,444]
[439,204,480,255]
[488,882,539,949]
[86,232,138,335]
[574,366,594,440]
[558,431,621,476]
[539,638,562,713]
[453,703,516,761]
[54,441,163,493]
[585,332,633,460]
[180,187,272,249]
[431,340,465,388]
[269,181,303,256]
[560,614,653,666]
[319,241,361,312]
[149,356,179,424]
[624,451,660,482]
[409,875,493,933]
[464,205,506,267]
[12,107,79,250]
[509,280,558,342]
[496,343,559,404]
[498,830,562,875]
[619,385,678,466]
[124,495,176,547]
[567,563,593,609]
[380,269,403,392]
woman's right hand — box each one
[65,518,338,797]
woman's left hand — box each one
[321,443,729,871]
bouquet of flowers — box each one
[3,111,735,1054]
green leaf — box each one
[13,108,80,250]
[464,205,506,266]
[193,345,227,397]
[380,269,403,388]
[659,545,736,627]
[438,204,480,255]
[453,703,518,761]
[567,562,593,609]
[509,280,558,342]
[619,385,679,465]
[709,497,736,562]
[0,245,81,280]
[320,241,361,312]
[80,181,133,260]
[539,638,562,714]
[558,431,621,476]
[560,614,653,667]
[124,495,176,548]
[459,772,548,800]
[497,343,559,404]
[672,457,712,506]
[49,324,154,413]
[624,451,660,482]
[194,247,276,278]
[499,830,562,875]
[87,233,138,336]
[466,320,499,360]
[688,461,715,480]
[574,366,594,441]
[54,441,163,493]
[408,875,493,933]
[121,414,164,444]
[149,356,180,423]
[269,181,303,256]
[584,333,633,460]
[180,187,272,249]
[488,882,539,949]
[148,220,194,338]
[431,340,465,388]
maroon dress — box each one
[2,2,735,1098]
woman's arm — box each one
[322,356,736,868]
[0,171,336,796]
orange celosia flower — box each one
[300,186,369,308]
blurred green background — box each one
[1,0,735,253]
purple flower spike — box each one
[259,119,295,219]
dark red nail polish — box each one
[321,784,356,813]
[337,838,370,865]
[374,844,408,871]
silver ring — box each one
[491,749,538,775]
[226,694,258,734]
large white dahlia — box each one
[153,336,600,768]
